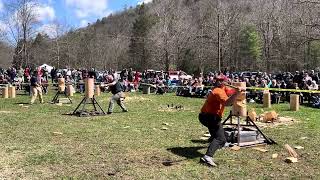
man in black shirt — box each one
[102,75,128,114]
[30,71,44,104]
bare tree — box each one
[1,0,39,67]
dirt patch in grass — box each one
[125,96,152,102]
[256,116,297,128]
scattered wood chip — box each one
[285,157,298,163]
[161,127,168,130]
[299,137,308,140]
[272,154,278,159]
[203,133,211,137]
[231,146,241,151]
[123,126,130,129]
[294,146,304,150]
[0,111,14,114]
[18,104,24,106]
[53,132,63,135]
[252,147,268,152]
[200,137,209,140]
[285,144,299,158]
[56,103,63,106]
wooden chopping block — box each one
[85,78,94,98]
[2,86,8,98]
[263,111,278,123]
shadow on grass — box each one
[190,139,209,144]
[167,146,206,159]
[15,102,30,105]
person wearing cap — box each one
[102,75,128,114]
[30,70,44,104]
[199,75,245,167]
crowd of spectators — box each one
[0,66,319,108]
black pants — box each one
[199,113,226,157]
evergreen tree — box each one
[310,41,320,68]
[128,3,155,71]
[239,26,262,70]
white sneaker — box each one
[200,155,217,167]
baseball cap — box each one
[215,75,228,81]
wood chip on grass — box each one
[52,132,63,135]
[231,146,241,151]
[272,154,278,159]
[252,147,268,153]
[285,157,298,163]
[294,146,304,150]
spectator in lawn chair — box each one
[102,75,128,114]
[199,75,245,167]
[30,71,44,104]
[156,80,166,95]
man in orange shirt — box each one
[199,75,244,167]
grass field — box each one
[0,91,319,179]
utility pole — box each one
[218,12,221,72]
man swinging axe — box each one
[199,75,245,167]
[102,75,128,114]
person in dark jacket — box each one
[102,75,128,114]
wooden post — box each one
[8,86,16,98]
[58,78,65,92]
[263,92,271,108]
[95,85,101,96]
[85,78,94,98]
[67,85,74,97]
[2,86,8,98]
[290,94,300,111]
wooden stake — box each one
[263,92,271,108]
[290,94,299,111]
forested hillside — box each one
[2,0,320,73]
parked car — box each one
[168,71,192,80]
[240,71,258,78]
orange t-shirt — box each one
[201,87,229,117]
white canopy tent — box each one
[39,64,54,73]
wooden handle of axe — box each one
[223,83,246,92]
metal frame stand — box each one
[222,111,276,147]
[72,95,106,117]
[52,91,72,104]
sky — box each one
[0,0,153,38]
